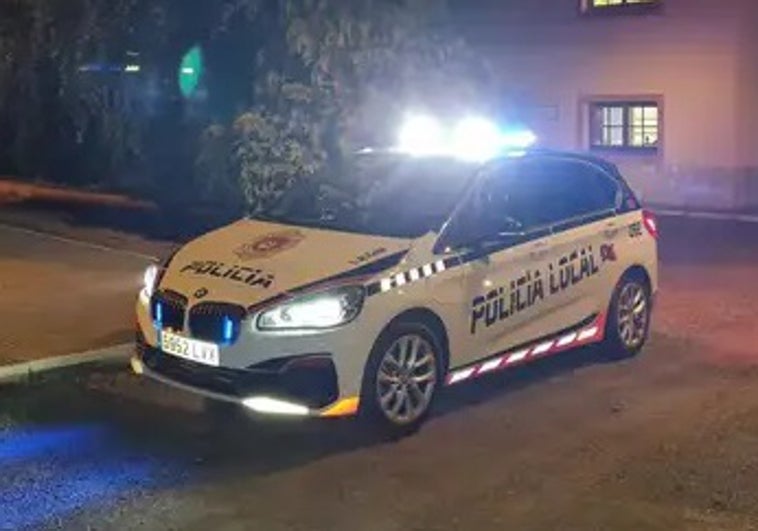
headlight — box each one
[257,286,365,331]
[143,264,159,298]
[142,250,178,299]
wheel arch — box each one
[619,264,653,293]
[603,263,654,359]
[378,307,451,374]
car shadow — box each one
[0,342,623,487]
[433,344,612,418]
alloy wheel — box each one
[375,333,438,425]
[616,281,649,350]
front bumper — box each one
[133,334,359,418]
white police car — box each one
[132,120,658,435]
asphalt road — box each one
[1,217,758,530]
[0,221,156,364]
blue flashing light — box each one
[223,316,234,343]
[397,114,537,161]
[155,301,163,327]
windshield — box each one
[255,154,479,239]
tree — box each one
[0,0,150,185]
[196,0,492,214]
[0,0,490,216]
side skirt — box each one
[445,313,607,386]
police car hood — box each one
[159,219,413,307]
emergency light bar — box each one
[397,114,537,161]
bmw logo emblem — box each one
[194,287,209,300]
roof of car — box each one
[511,149,625,182]
[357,147,616,168]
[353,147,624,183]
[515,148,618,167]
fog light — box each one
[242,396,309,416]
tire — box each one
[359,320,444,438]
[604,272,652,359]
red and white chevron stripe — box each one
[446,313,607,385]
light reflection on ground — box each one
[0,424,186,529]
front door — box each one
[464,230,556,361]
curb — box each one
[654,209,758,224]
[0,222,158,261]
[0,343,132,385]
[0,178,156,210]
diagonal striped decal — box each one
[445,313,607,385]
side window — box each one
[566,160,620,214]
[441,158,620,250]
[442,162,523,248]
[512,159,619,227]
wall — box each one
[734,0,758,210]
[461,0,756,210]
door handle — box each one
[529,241,550,260]
[604,221,620,238]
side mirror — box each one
[468,216,525,248]
[436,215,525,254]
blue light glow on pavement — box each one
[0,425,104,464]
[0,424,187,529]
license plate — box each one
[160,330,220,367]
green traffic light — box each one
[179,45,203,98]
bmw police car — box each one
[132,116,658,435]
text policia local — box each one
[470,245,612,335]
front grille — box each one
[188,303,246,344]
[140,348,339,408]
[151,290,187,331]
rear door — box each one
[515,156,624,336]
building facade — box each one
[465,0,758,210]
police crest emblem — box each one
[233,230,305,261]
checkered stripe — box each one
[446,314,607,385]
[367,258,455,296]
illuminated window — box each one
[581,0,662,14]
[590,102,659,152]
